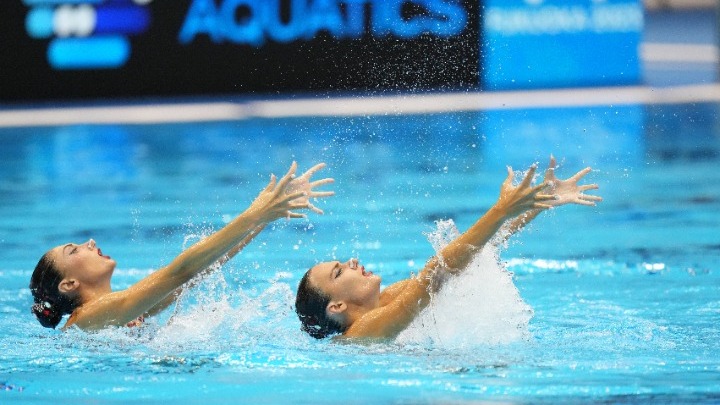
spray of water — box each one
[397,219,534,348]
[60,217,534,355]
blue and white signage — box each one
[482,0,643,89]
[2,0,645,101]
[23,0,152,69]
[4,1,479,101]
[179,0,469,46]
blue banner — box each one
[482,0,643,89]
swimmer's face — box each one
[309,258,381,308]
[48,239,116,286]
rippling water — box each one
[1,104,719,403]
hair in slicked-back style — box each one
[29,253,79,328]
[295,269,345,339]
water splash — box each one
[397,219,534,347]
[50,218,531,357]
[134,264,312,356]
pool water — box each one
[1,102,719,403]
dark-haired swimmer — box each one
[30,162,334,330]
[295,157,601,340]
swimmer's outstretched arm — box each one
[436,164,554,270]
[143,163,334,317]
[502,156,602,239]
[344,165,553,339]
[144,224,266,318]
[144,164,335,318]
[67,162,333,329]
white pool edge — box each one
[1,83,719,128]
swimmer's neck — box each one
[340,298,380,331]
[79,284,113,304]
[62,285,114,330]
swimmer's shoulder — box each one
[332,333,389,344]
[379,279,412,306]
[61,311,78,331]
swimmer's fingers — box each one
[287,200,312,216]
[535,193,557,201]
[579,183,599,192]
[287,190,326,214]
[310,178,334,188]
[307,203,324,215]
[503,166,515,189]
[577,194,603,206]
[544,155,558,182]
[569,167,592,183]
[281,191,307,205]
[573,198,597,206]
[286,211,307,219]
[288,199,311,208]
[308,191,335,199]
[264,174,277,192]
[519,164,538,189]
[299,162,327,180]
[530,181,550,195]
[534,189,557,210]
[533,202,554,210]
[581,194,603,201]
[276,161,298,192]
[286,188,334,201]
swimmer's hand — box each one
[249,162,335,221]
[542,155,602,207]
[496,164,555,218]
[286,162,335,215]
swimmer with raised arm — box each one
[295,157,601,340]
[30,162,334,330]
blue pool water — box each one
[1,102,719,403]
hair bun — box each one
[31,300,62,329]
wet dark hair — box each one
[295,268,345,339]
[29,253,79,329]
